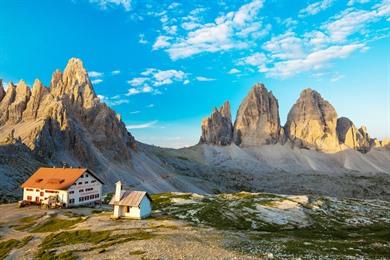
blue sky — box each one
[0,0,389,147]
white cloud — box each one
[153,0,268,60]
[348,0,370,6]
[127,68,188,95]
[153,69,186,86]
[196,76,216,81]
[126,85,155,96]
[111,70,120,75]
[139,34,148,44]
[89,0,131,12]
[320,2,390,44]
[153,36,172,50]
[299,0,334,17]
[98,94,129,106]
[126,88,141,95]
[263,32,305,59]
[228,68,241,74]
[127,77,148,86]
[264,44,365,78]
[91,79,103,84]
[241,1,390,79]
[126,120,158,129]
[88,71,103,78]
[237,52,267,66]
[130,110,140,114]
[147,104,155,108]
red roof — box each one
[21,167,103,190]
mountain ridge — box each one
[1,58,389,202]
[200,84,389,153]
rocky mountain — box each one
[1,58,389,202]
[336,117,370,152]
[285,88,339,152]
[233,83,281,146]
[0,80,5,103]
[0,58,135,166]
[199,101,233,145]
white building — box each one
[21,167,104,207]
[109,181,152,219]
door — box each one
[35,197,39,203]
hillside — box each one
[0,58,389,202]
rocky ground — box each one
[0,192,389,259]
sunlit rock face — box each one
[336,117,371,153]
[233,83,281,146]
[285,89,339,152]
[200,101,233,145]
[0,58,136,167]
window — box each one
[96,194,99,198]
[40,192,44,196]
[85,181,88,184]
[27,196,32,201]
[45,190,58,194]
[78,182,82,185]
[81,175,84,178]
[36,189,40,192]
[86,188,93,192]
[69,199,75,204]
[86,174,89,177]
[91,180,96,183]
[79,197,84,202]
[26,188,33,191]
[79,189,84,193]
[69,191,74,194]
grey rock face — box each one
[285,89,339,152]
[0,80,5,102]
[233,83,280,146]
[200,101,233,145]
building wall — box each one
[116,197,152,219]
[67,171,102,206]
[23,170,103,207]
[140,197,152,218]
[23,188,69,204]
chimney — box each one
[115,181,122,201]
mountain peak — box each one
[200,100,233,145]
[286,87,339,151]
[50,58,96,108]
[234,83,281,146]
[64,57,87,77]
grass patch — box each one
[37,230,111,259]
[31,217,84,233]
[0,236,32,259]
[129,250,146,255]
[13,222,37,231]
[36,229,156,259]
[11,214,45,232]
